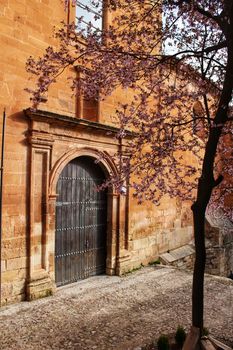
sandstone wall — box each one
[0,0,73,304]
[0,0,194,304]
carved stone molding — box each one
[24,108,130,298]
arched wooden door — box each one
[55,156,107,286]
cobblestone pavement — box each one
[0,266,232,350]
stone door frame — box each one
[27,147,120,300]
[26,109,130,300]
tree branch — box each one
[213,175,224,188]
[202,41,227,54]
[170,0,221,22]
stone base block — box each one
[106,266,116,276]
[182,330,231,350]
[160,244,195,270]
[27,270,55,301]
[208,336,232,350]
[116,250,131,275]
[201,339,216,350]
[183,326,200,350]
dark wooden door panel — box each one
[55,157,107,287]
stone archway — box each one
[48,148,119,288]
[49,147,117,195]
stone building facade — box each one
[0,0,230,305]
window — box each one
[77,94,99,121]
[76,69,99,122]
[76,0,103,33]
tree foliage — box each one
[26,0,232,218]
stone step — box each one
[159,244,195,269]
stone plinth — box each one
[26,270,55,301]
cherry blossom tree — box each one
[26,0,233,342]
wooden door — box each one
[55,157,107,286]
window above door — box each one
[75,0,103,33]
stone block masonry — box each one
[205,215,233,277]
[159,244,195,270]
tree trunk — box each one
[190,26,233,333]
[191,204,206,331]
[184,6,233,350]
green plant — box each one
[122,263,144,276]
[202,327,209,336]
[175,326,186,347]
[148,259,160,266]
[157,335,169,350]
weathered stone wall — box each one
[205,215,233,277]
[0,0,72,304]
[118,196,194,274]
[0,0,195,304]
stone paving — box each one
[0,266,232,350]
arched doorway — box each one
[55,156,107,286]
